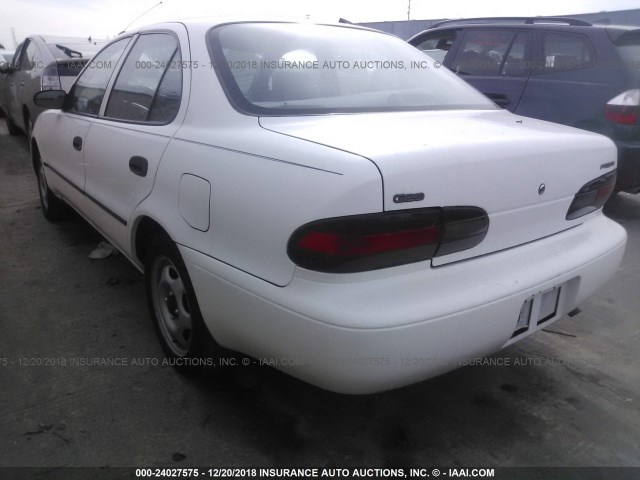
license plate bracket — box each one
[512,286,562,338]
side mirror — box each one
[34,90,66,109]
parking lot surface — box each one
[1,122,639,469]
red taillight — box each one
[605,89,640,125]
[41,63,61,91]
[288,207,488,273]
[297,227,439,256]
[566,170,616,220]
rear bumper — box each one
[181,214,626,394]
[615,140,640,193]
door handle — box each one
[129,156,148,177]
[72,136,82,151]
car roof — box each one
[415,17,636,34]
[127,18,385,36]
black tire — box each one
[145,234,220,374]
[35,154,66,221]
[5,114,20,135]
[25,114,33,141]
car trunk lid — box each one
[260,109,617,266]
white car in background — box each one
[0,36,100,136]
[0,50,14,66]
[30,20,626,394]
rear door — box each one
[82,29,188,253]
[7,39,36,126]
[42,37,132,208]
[450,29,531,112]
[517,31,617,128]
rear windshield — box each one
[47,43,101,60]
[57,60,89,77]
[612,30,640,78]
[208,23,496,115]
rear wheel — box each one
[5,114,20,135]
[25,114,33,141]
[145,234,220,373]
[35,154,66,221]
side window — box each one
[543,33,594,72]
[413,31,458,63]
[105,33,181,123]
[20,41,38,71]
[501,32,528,76]
[11,42,24,70]
[452,30,515,76]
[148,50,182,123]
[222,49,261,96]
[69,37,131,116]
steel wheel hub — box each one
[151,256,192,356]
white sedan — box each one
[31,20,626,394]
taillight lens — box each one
[288,207,488,273]
[605,89,640,125]
[41,63,61,91]
[566,171,616,220]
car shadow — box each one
[604,192,640,224]
[185,343,558,467]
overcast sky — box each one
[1,0,638,50]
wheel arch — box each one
[22,104,30,124]
[31,137,40,174]
[133,215,173,267]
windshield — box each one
[208,23,496,115]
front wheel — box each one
[25,114,33,141]
[145,234,220,373]
[35,155,66,221]
[5,114,20,135]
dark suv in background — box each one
[0,36,100,137]
[409,17,640,194]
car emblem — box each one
[538,184,546,195]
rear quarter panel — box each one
[133,125,383,287]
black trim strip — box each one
[44,162,128,226]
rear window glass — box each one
[451,30,515,76]
[57,60,88,77]
[413,31,458,64]
[613,31,640,77]
[208,23,496,116]
[542,33,595,72]
[47,43,101,60]
[617,45,640,76]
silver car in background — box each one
[0,50,15,66]
[0,36,101,136]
